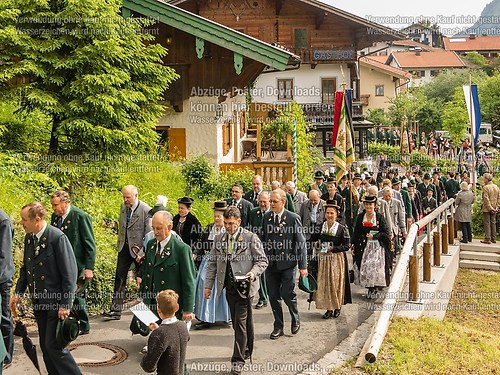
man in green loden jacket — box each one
[139,211,196,321]
[51,190,96,335]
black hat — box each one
[56,316,79,348]
[212,200,228,210]
[324,200,340,211]
[314,171,325,180]
[362,195,378,204]
[341,175,348,181]
[426,186,434,192]
[326,177,335,183]
[353,173,362,180]
[235,275,252,297]
[129,315,150,337]
[408,180,416,187]
[177,197,194,206]
[391,178,401,185]
[424,173,431,180]
[298,275,317,293]
[376,175,384,183]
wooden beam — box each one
[276,0,283,15]
[315,12,326,30]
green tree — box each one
[0,0,177,155]
[365,108,389,125]
[441,87,469,147]
[421,69,487,103]
[479,73,500,127]
[462,51,489,67]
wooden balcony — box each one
[299,102,363,126]
[290,48,356,64]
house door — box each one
[166,128,186,160]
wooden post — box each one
[448,216,454,244]
[423,242,431,281]
[256,123,262,161]
[286,134,292,161]
[433,231,441,266]
[442,223,448,255]
[454,219,458,239]
[409,255,418,301]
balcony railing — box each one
[299,102,363,125]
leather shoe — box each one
[103,310,121,320]
[480,240,491,244]
[255,301,267,309]
[492,239,497,243]
[291,322,300,335]
[270,328,284,340]
[333,309,341,318]
[322,310,333,319]
[194,321,212,330]
[79,329,90,335]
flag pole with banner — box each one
[463,78,480,189]
[332,91,355,183]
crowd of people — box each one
[1,165,498,375]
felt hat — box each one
[177,197,194,206]
[298,274,318,293]
[56,316,79,348]
[314,171,325,180]
[362,195,378,204]
[353,173,362,180]
[326,177,335,184]
[426,186,434,192]
[324,200,340,211]
[391,178,401,185]
[235,275,252,297]
[423,173,431,180]
[212,200,228,210]
[129,315,150,337]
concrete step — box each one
[459,259,500,271]
[460,251,500,262]
[460,241,500,253]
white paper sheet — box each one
[130,302,159,326]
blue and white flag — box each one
[463,84,481,146]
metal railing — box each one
[364,198,456,363]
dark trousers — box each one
[483,212,497,241]
[257,271,268,304]
[110,246,140,312]
[265,266,299,331]
[460,222,472,242]
[0,280,13,364]
[33,308,81,375]
[225,286,254,369]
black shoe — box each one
[460,240,468,243]
[194,322,213,330]
[333,309,341,318]
[322,310,333,319]
[103,310,121,320]
[255,301,267,309]
[79,329,90,335]
[270,328,284,339]
[291,322,300,335]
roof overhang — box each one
[122,0,300,72]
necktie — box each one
[232,200,237,206]
[274,214,280,227]
[126,208,132,224]
[33,235,38,247]
[228,236,234,254]
[157,241,162,254]
[57,216,63,229]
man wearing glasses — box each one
[225,184,253,227]
[261,189,307,340]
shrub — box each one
[181,154,214,192]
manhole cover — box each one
[68,342,128,367]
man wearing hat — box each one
[422,187,438,216]
[205,206,268,375]
[104,185,152,320]
[407,180,423,221]
[342,173,365,236]
[11,202,80,374]
[50,190,96,335]
[309,171,328,195]
[225,184,253,227]
[417,174,437,202]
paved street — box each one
[5,267,376,375]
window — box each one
[277,79,293,100]
[294,29,307,49]
[375,85,384,97]
[430,70,440,77]
[321,78,336,104]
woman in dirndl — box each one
[314,200,352,319]
[193,201,231,329]
[351,195,391,299]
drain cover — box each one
[68,342,128,367]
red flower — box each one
[363,222,374,227]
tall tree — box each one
[441,88,469,147]
[0,0,177,155]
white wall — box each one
[159,94,246,164]
[252,64,350,104]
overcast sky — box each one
[325,0,492,35]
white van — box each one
[467,123,493,145]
